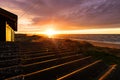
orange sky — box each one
[1,0,120,34]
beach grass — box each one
[15,34,120,65]
[83,46,120,65]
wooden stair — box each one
[0,41,118,80]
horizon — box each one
[1,0,120,34]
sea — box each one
[55,34,120,44]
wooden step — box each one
[21,52,77,64]
[23,54,84,74]
[57,60,108,80]
[103,64,118,80]
[8,56,93,80]
[0,59,20,68]
[21,51,75,59]
[0,65,22,79]
[0,55,20,60]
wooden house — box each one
[0,8,17,41]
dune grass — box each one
[15,34,120,65]
[58,39,120,65]
[82,46,120,65]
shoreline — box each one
[69,38,120,49]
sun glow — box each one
[44,29,57,38]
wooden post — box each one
[0,15,6,41]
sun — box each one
[44,29,57,38]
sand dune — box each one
[71,39,120,49]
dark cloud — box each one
[55,0,120,28]
[1,0,120,30]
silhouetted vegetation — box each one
[15,34,120,65]
[15,34,46,42]
[82,45,120,65]
[62,38,120,65]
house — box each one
[0,8,17,42]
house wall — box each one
[6,23,14,41]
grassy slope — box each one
[15,34,120,65]
[78,42,120,65]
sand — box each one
[89,41,120,49]
[71,39,120,49]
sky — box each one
[0,0,120,34]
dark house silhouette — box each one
[0,8,17,41]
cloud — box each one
[55,0,120,28]
[0,0,120,31]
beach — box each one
[71,39,120,49]
[89,41,120,49]
[54,34,120,49]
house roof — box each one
[0,8,18,31]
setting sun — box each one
[44,29,57,38]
